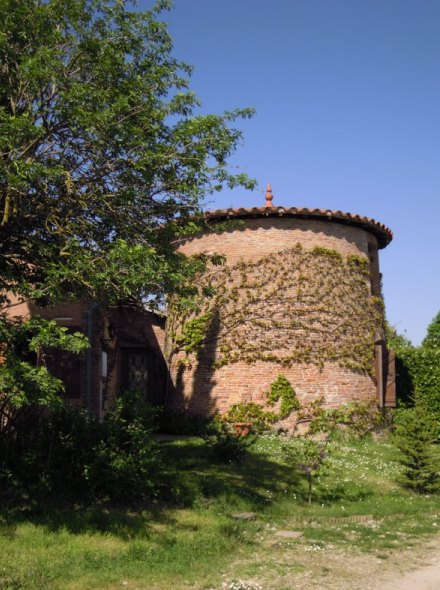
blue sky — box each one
[144,0,439,345]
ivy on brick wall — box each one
[224,374,299,427]
[168,244,384,374]
[266,374,300,418]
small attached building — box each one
[6,297,168,418]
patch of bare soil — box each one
[372,537,440,590]
[220,533,440,590]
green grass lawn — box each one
[1,434,440,590]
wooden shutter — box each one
[375,344,396,408]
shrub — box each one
[393,404,440,494]
[283,437,330,504]
[86,392,162,502]
[0,390,164,505]
[204,421,254,463]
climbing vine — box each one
[174,313,212,354]
[168,243,384,374]
[224,374,299,427]
[266,374,300,418]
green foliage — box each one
[223,375,298,430]
[0,0,255,305]
[386,324,413,351]
[0,391,163,503]
[283,437,330,504]
[346,254,370,269]
[266,374,300,418]
[423,311,440,349]
[175,312,212,354]
[0,316,88,482]
[224,402,277,431]
[410,348,440,424]
[388,317,440,433]
[224,379,379,438]
[300,397,384,437]
[393,405,440,494]
[0,0,254,420]
[87,391,162,501]
[386,329,415,406]
[311,246,343,261]
[25,318,87,354]
[0,317,88,413]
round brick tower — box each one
[166,186,393,417]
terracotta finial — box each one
[265,183,274,208]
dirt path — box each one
[373,537,440,590]
[297,535,440,590]
[220,534,440,590]
[377,563,440,590]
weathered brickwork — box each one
[179,217,374,264]
[167,210,392,415]
[169,360,377,415]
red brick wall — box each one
[167,216,382,415]
[178,217,374,263]
[170,360,376,415]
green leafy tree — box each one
[0,0,255,499]
[418,312,440,429]
[0,317,89,467]
[0,0,254,305]
[386,324,415,407]
[423,311,440,350]
[386,323,413,352]
[388,318,440,433]
[0,0,255,402]
[283,437,330,504]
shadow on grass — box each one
[317,484,374,503]
[0,437,303,539]
[0,503,177,541]
[160,437,303,507]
